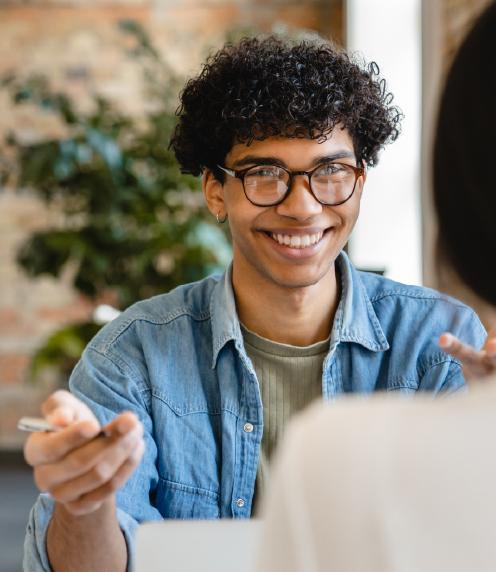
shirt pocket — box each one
[385,376,419,393]
[386,385,418,394]
[156,477,220,519]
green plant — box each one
[1,21,231,384]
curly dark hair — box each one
[170,36,402,177]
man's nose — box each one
[275,175,322,219]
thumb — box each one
[484,328,496,356]
[41,390,98,428]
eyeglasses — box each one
[217,162,365,207]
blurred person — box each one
[434,2,496,378]
[23,36,485,571]
[257,5,496,571]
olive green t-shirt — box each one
[241,324,329,512]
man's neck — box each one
[232,264,340,347]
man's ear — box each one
[203,169,226,219]
[357,162,367,196]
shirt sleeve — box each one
[23,344,164,571]
[23,494,140,572]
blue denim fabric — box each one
[24,252,486,570]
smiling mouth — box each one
[268,231,325,249]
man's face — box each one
[208,129,364,291]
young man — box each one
[24,37,484,571]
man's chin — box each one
[267,266,336,290]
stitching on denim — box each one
[386,377,419,389]
[85,346,143,387]
[158,476,219,500]
[369,290,471,307]
[386,385,418,391]
[417,355,459,378]
[385,357,459,390]
[338,335,384,351]
[151,389,239,417]
[212,334,237,365]
[439,361,463,391]
[101,310,212,350]
[83,347,152,417]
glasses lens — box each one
[244,166,289,205]
[311,163,357,204]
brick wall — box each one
[0,1,343,448]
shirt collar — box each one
[333,251,390,352]
[210,251,389,368]
[210,265,242,368]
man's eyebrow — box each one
[232,156,285,168]
[231,151,356,169]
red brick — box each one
[0,308,20,327]
[0,308,36,337]
[36,300,94,324]
[0,353,31,385]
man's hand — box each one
[439,330,496,381]
[24,390,145,516]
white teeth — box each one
[270,232,323,248]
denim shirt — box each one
[24,252,486,571]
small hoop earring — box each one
[216,211,227,224]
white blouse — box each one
[257,382,496,572]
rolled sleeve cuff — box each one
[23,494,138,572]
[23,494,54,572]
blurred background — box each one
[0,0,491,570]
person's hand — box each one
[439,329,496,381]
[24,390,145,516]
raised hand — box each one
[24,390,145,516]
[439,330,496,381]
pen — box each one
[17,417,60,433]
[17,416,109,437]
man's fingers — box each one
[46,406,77,428]
[24,420,101,467]
[64,439,145,513]
[25,410,140,469]
[439,333,482,365]
[41,390,98,428]
[25,391,145,511]
[439,333,496,380]
[102,411,140,437]
[44,426,143,498]
[484,336,496,357]
[463,362,494,380]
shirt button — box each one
[236,498,245,508]
[243,423,254,433]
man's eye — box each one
[318,163,344,175]
[250,167,281,178]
